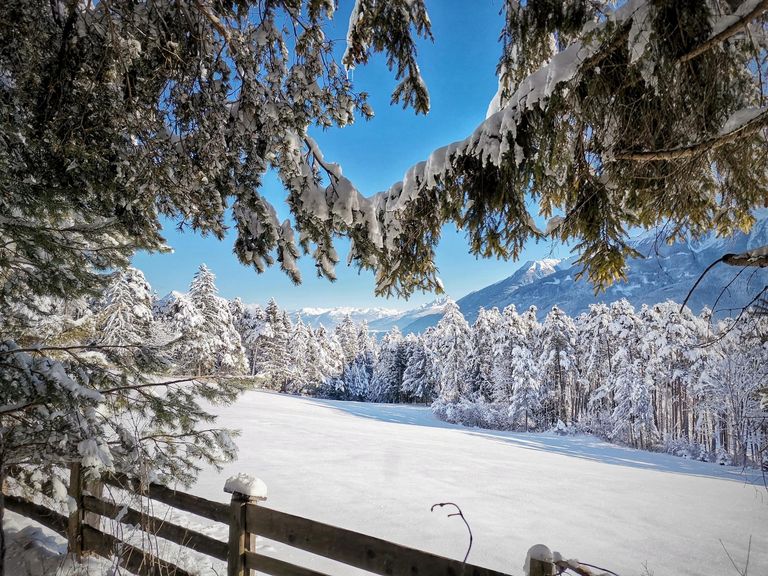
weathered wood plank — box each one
[227,494,247,576]
[83,495,228,561]
[102,473,229,525]
[247,505,512,576]
[67,463,83,557]
[4,494,68,537]
[82,524,194,576]
[244,550,335,576]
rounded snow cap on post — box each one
[525,544,554,576]
[224,473,268,500]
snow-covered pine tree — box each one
[332,315,374,400]
[1,280,243,557]
[317,325,344,388]
[507,345,541,431]
[96,267,158,366]
[357,321,379,389]
[154,291,206,375]
[312,326,345,399]
[640,301,703,447]
[429,301,471,403]
[491,304,536,406]
[336,315,361,367]
[401,333,437,404]
[287,316,311,394]
[229,300,269,376]
[466,308,503,402]
[369,327,407,402]
[188,264,247,376]
[228,297,246,334]
[538,305,576,427]
[253,299,292,390]
[299,325,334,395]
[577,303,615,429]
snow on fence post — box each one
[67,463,83,559]
[525,544,555,576]
[225,474,268,576]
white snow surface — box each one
[8,391,767,575]
[188,391,766,576]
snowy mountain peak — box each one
[516,258,561,285]
[415,296,453,310]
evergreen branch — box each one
[0,343,157,356]
[613,109,768,162]
[138,429,223,442]
[679,0,768,64]
[100,375,240,394]
[99,377,202,394]
[0,401,41,416]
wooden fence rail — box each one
[82,494,229,561]
[242,504,510,576]
[4,491,194,576]
[6,466,570,576]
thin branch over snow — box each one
[430,502,473,564]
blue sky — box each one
[133,1,569,310]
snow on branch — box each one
[679,0,768,63]
[722,245,768,267]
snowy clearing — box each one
[8,390,767,576]
[188,391,767,576]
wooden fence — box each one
[5,465,523,576]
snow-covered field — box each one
[7,390,768,575]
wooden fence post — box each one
[526,544,555,576]
[67,463,83,559]
[227,491,248,576]
[225,475,268,576]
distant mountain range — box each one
[294,298,454,334]
[293,306,401,331]
[290,214,768,333]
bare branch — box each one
[722,246,768,267]
[613,110,768,162]
[681,255,727,311]
[679,0,768,64]
[193,0,232,43]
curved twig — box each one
[430,502,472,564]
[681,255,726,311]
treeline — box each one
[85,265,767,468]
